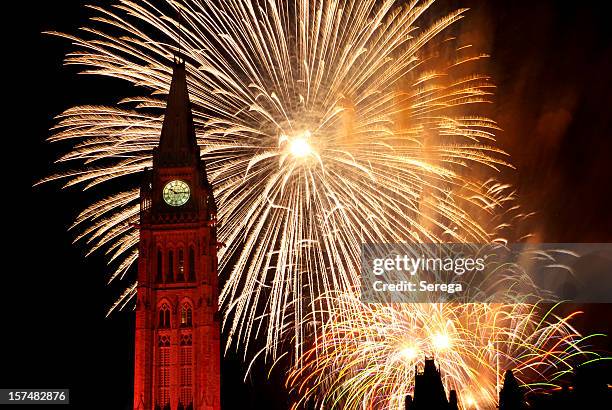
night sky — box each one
[4,0,612,409]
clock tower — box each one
[133,59,221,410]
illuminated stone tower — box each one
[133,59,220,410]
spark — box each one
[465,394,477,408]
[433,333,451,351]
[288,134,313,158]
[399,345,419,362]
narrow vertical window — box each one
[180,303,193,328]
[156,336,171,410]
[177,249,185,281]
[156,250,163,283]
[164,309,170,329]
[167,250,174,282]
[179,334,193,408]
[188,247,195,282]
[159,304,171,329]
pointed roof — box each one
[157,59,199,166]
[502,369,519,390]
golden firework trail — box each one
[43,0,520,359]
[287,294,605,409]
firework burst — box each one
[287,293,604,409]
[42,0,518,358]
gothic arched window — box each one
[167,250,174,282]
[158,304,171,329]
[188,247,195,282]
[180,303,193,328]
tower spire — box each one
[156,60,199,167]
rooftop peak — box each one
[156,60,199,167]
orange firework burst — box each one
[287,294,604,409]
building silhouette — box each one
[133,59,220,410]
[499,370,525,410]
[448,390,459,410]
[405,358,459,410]
[404,361,612,410]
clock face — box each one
[163,180,190,206]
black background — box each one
[3,0,612,409]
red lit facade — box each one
[133,60,220,410]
